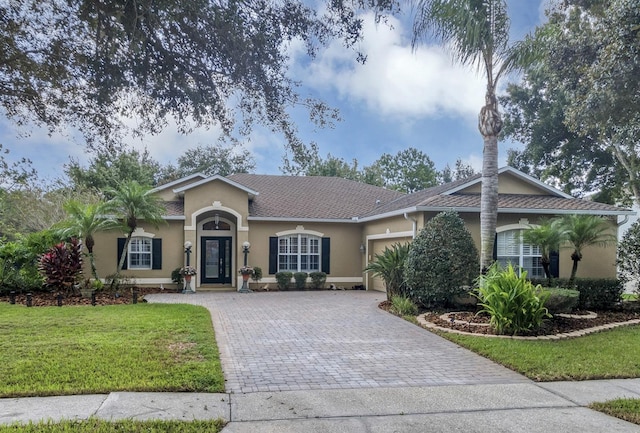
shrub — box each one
[544,288,580,314]
[529,277,623,310]
[309,271,327,289]
[38,238,83,294]
[293,272,308,290]
[474,263,551,335]
[618,220,640,294]
[364,243,410,301]
[251,266,263,282]
[171,267,184,286]
[404,211,479,307]
[390,295,418,316]
[574,278,623,310]
[0,230,57,293]
[275,271,293,290]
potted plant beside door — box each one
[179,266,197,283]
[239,266,253,291]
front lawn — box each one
[438,325,640,381]
[0,303,224,397]
[0,419,225,433]
[590,399,640,425]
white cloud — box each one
[298,13,486,122]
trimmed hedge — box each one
[531,278,623,310]
[544,288,580,314]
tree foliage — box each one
[502,0,640,204]
[66,146,161,193]
[104,181,166,275]
[370,148,438,193]
[404,211,479,307]
[157,143,256,183]
[411,0,533,270]
[282,144,443,193]
[55,200,115,280]
[617,220,640,294]
[0,0,397,150]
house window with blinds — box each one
[278,235,320,272]
[496,230,544,278]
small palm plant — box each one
[522,218,567,286]
[364,243,409,301]
[559,215,616,284]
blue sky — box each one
[0,0,548,182]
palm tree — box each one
[560,214,616,284]
[364,243,410,301]
[411,0,533,271]
[56,200,115,280]
[105,181,166,275]
[522,218,566,286]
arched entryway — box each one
[198,214,236,287]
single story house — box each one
[91,166,635,292]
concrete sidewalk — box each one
[2,380,640,431]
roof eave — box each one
[247,216,359,223]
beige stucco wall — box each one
[182,180,250,227]
[91,219,185,286]
[462,172,550,195]
[247,221,364,287]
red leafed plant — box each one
[38,238,83,294]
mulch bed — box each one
[1,287,175,307]
[380,300,640,336]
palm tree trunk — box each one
[117,233,133,274]
[88,253,99,280]
[569,251,581,285]
[478,90,502,272]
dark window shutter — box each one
[152,239,162,270]
[492,233,498,261]
[321,237,330,274]
[268,237,278,274]
[549,251,560,278]
[117,238,128,270]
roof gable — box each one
[149,173,207,194]
[444,167,573,198]
[173,175,259,197]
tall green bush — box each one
[364,243,409,301]
[0,230,58,293]
[474,263,551,335]
[618,220,640,294]
[404,211,479,307]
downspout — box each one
[617,214,630,227]
[404,212,417,238]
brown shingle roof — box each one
[418,193,628,214]
[227,174,404,219]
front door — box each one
[201,237,232,284]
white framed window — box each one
[278,234,320,272]
[129,237,152,269]
[496,229,544,278]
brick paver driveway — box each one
[147,291,528,393]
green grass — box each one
[438,325,640,381]
[0,419,225,432]
[590,399,640,425]
[0,303,224,397]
